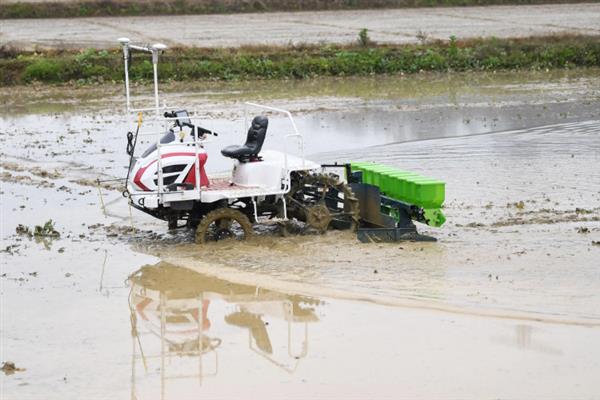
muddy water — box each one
[1,70,600,398]
[3,253,599,399]
[158,116,600,322]
[2,69,600,175]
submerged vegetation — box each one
[1,35,599,86]
[0,0,592,19]
[16,220,60,238]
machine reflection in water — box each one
[127,262,321,399]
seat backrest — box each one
[244,116,268,156]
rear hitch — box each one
[350,181,436,243]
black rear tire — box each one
[195,208,253,244]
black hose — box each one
[124,124,140,195]
[126,131,135,156]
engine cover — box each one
[129,143,209,192]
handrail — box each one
[244,102,302,138]
[156,133,163,197]
[127,112,212,123]
[243,102,306,171]
[129,106,168,113]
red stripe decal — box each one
[133,152,197,191]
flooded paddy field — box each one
[1,69,600,398]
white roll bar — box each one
[244,102,305,169]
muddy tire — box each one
[195,208,253,244]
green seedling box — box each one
[368,166,400,188]
[405,178,445,208]
[381,171,420,202]
[352,161,445,208]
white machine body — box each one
[118,37,325,223]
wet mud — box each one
[1,70,600,398]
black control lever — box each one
[196,126,218,136]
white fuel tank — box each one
[231,150,319,190]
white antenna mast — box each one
[118,38,167,117]
[151,43,167,116]
[118,37,131,112]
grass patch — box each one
[0,0,594,18]
[1,35,599,86]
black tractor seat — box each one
[221,116,268,162]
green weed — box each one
[3,35,599,86]
[358,29,371,47]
